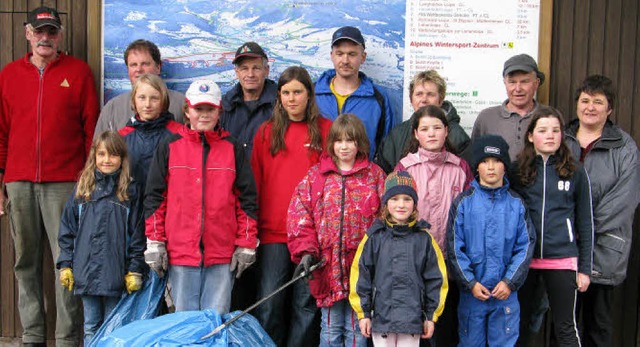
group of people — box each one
[0,5,638,347]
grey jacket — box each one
[565,119,640,285]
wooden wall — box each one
[548,1,640,346]
[0,0,638,345]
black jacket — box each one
[220,79,277,158]
[374,101,470,173]
[350,219,448,334]
[513,155,594,274]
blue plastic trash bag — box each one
[95,309,275,346]
[95,309,226,346]
[89,271,167,347]
[223,311,276,347]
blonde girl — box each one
[57,131,146,346]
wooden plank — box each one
[87,0,102,102]
[0,1,13,11]
[57,0,71,56]
[587,0,606,73]
[537,0,553,106]
[614,0,637,132]
[12,13,28,61]
[71,1,87,61]
[570,0,589,107]
[633,3,640,141]
[0,218,16,337]
[603,0,622,83]
[0,13,13,70]
[550,0,575,118]
[13,0,28,12]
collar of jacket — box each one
[384,218,431,237]
[471,177,511,196]
[180,125,229,143]
[93,169,121,199]
[566,118,625,150]
[402,147,459,169]
[318,152,371,176]
[222,79,277,111]
[128,111,174,129]
[314,69,375,97]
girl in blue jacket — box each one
[515,106,594,347]
[57,131,146,346]
[350,171,448,347]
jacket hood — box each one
[222,78,277,110]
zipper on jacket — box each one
[338,175,346,290]
[199,133,211,266]
[36,66,45,182]
[540,160,547,258]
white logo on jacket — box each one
[557,180,570,191]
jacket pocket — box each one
[592,231,627,279]
[566,218,574,243]
[308,247,332,300]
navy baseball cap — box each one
[331,26,365,49]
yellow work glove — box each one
[59,268,74,292]
[124,272,143,294]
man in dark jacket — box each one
[220,41,277,159]
[375,70,470,173]
[220,42,277,312]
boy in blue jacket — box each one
[446,135,535,347]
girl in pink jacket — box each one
[288,114,386,347]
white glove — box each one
[144,240,168,278]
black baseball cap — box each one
[232,42,268,64]
[25,6,62,29]
[331,26,365,49]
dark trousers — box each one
[253,243,320,347]
[578,283,615,347]
[519,269,581,347]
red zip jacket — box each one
[0,52,99,182]
[144,126,259,266]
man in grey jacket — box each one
[95,39,185,137]
[471,53,545,161]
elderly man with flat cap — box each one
[471,53,546,161]
[220,41,277,159]
[0,6,97,347]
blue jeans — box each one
[254,243,320,346]
[458,291,519,347]
[81,295,120,346]
[321,299,367,347]
[168,263,234,314]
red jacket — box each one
[0,53,98,182]
[287,154,386,307]
[251,117,332,244]
[144,126,259,266]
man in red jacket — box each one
[0,6,98,347]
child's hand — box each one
[359,318,372,338]
[124,272,143,294]
[577,272,591,292]
[421,320,435,339]
[59,268,74,292]
[471,282,491,301]
[491,281,512,300]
